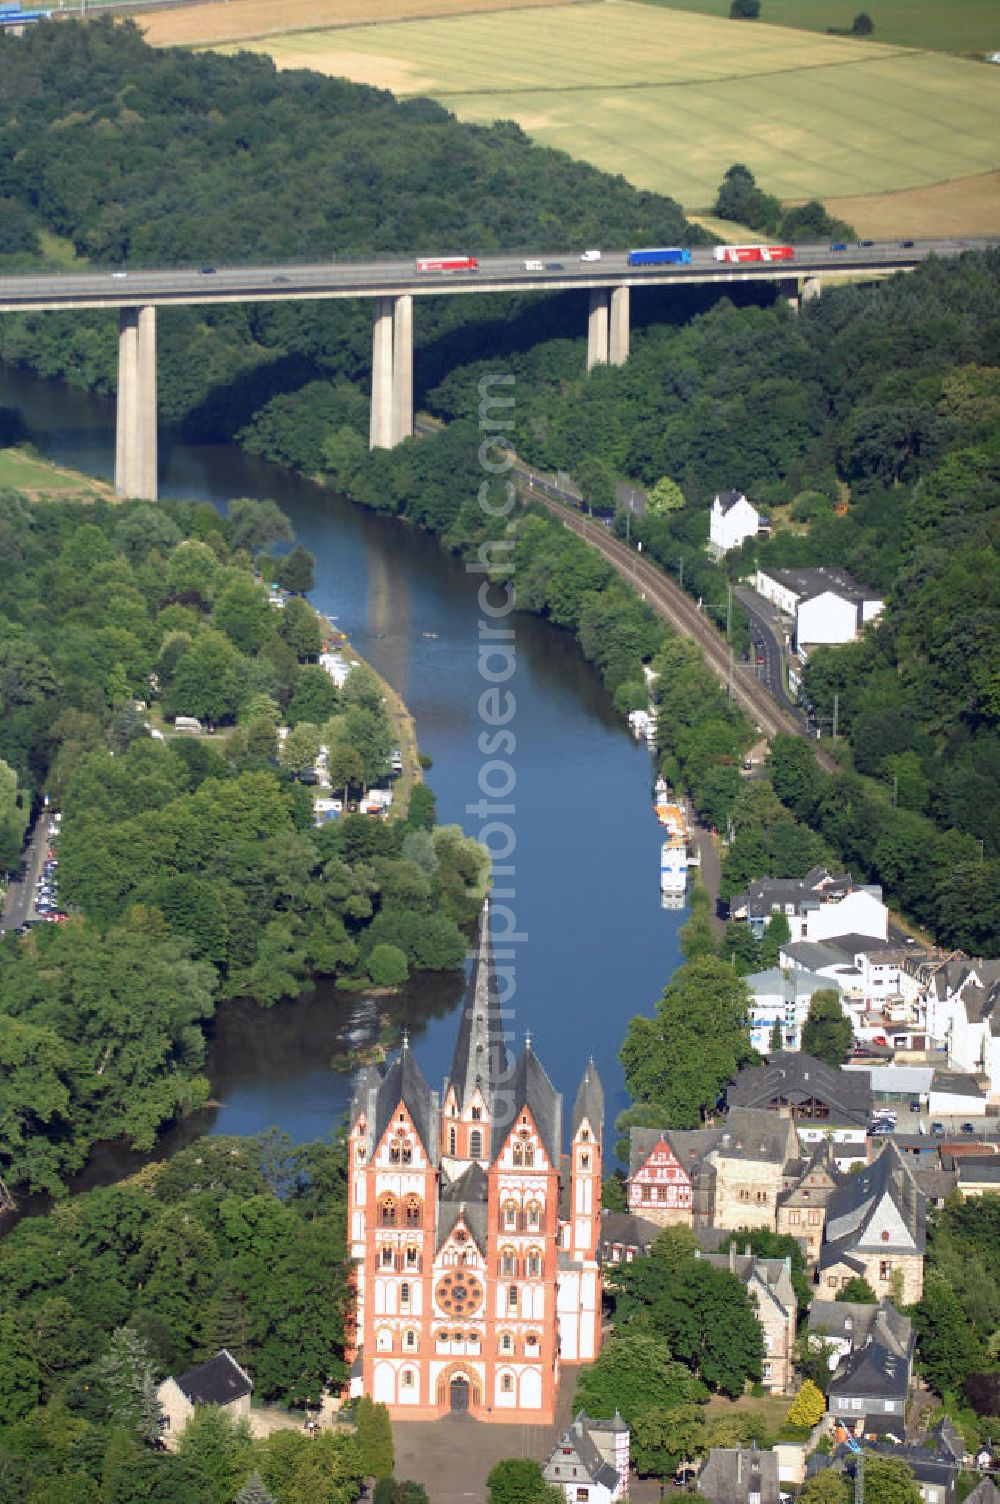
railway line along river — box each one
[0,361,687,1185]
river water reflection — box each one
[0,363,685,1164]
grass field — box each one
[218,2,1000,220]
[633,0,1000,60]
[141,0,576,48]
[0,448,114,501]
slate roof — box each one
[543,1412,620,1493]
[698,1446,780,1504]
[761,566,881,606]
[715,488,747,514]
[704,1251,796,1316]
[829,1337,910,1399]
[446,899,509,1116]
[744,966,832,1000]
[598,1211,662,1259]
[727,1052,872,1127]
[572,1061,604,1140]
[172,1349,253,1407]
[495,1043,561,1166]
[808,1299,912,1360]
[822,1143,926,1263]
[956,1158,1000,1185]
[931,1070,986,1100]
[437,1162,489,1254]
[374,1042,438,1164]
[731,866,858,920]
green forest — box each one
[0,1133,388,1503]
[0,18,996,948]
[0,492,486,1195]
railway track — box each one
[531,492,839,774]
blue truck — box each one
[626,248,693,267]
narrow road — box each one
[0,815,47,934]
[529,490,838,771]
[733,584,798,713]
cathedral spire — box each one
[446,897,508,1116]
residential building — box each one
[822,1302,915,1440]
[709,1110,799,1231]
[929,1070,988,1118]
[727,1052,871,1157]
[744,967,833,1054]
[730,867,888,945]
[806,1298,913,1375]
[907,955,1000,1099]
[627,1111,795,1233]
[542,1412,629,1502]
[776,1141,843,1262]
[597,1211,663,1263]
[698,1446,781,1504]
[819,1143,926,1303]
[157,1349,253,1446]
[346,902,602,1423]
[965,1479,1000,1504]
[708,489,766,556]
[955,1157,1000,1198]
[754,566,883,651]
[866,1427,960,1504]
[703,1246,797,1394]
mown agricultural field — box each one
[633,0,1000,59]
[216,2,1000,226]
[141,0,575,48]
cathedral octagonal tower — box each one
[347,901,603,1422]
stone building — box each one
[776,1140,843,1263]
[157,1349,253,1447]
[703,1247,797,1395]
[628,1110,796,1234]
[346,902,602,1423]
[698,1446,781,1504]
[818,1143,926,1304]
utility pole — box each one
[891,775,898,809]
[728,645,734,707]
[832,692,839,742]
[726,583,732,642]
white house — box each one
[709,490,765,556]
[543,1412,629,1502]
[731,868,888,945]
[755,566,883,651]
[906,955,1000,1102]
[744,966,834,1054]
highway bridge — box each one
[0,237,994,498]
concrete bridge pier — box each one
[801,275,823,304]
[587,285,630,367]
[609,285,630,365]
[587,288,610,369]
[115,305,157,499]
[370,293,414,449]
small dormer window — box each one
[580,1128,589,1141]
[471,1107,482,1121]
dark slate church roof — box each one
[437,1162,489,1253]
[446,898,509,1117]
[494,1043,562,1166]
[374,1043,438,1163]
[572,1061,604,1138]
[172,1349,252,1406]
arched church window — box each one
[379,1195,397,1227]
[404,1195,422,1228]
[526,1247,542,1277]
[500,1247,517,1277]
[502,1199,519,1231]
[389,1138,401,1164]
[525,1200,542,1231]
[469,1129,483,1159]
[512,1143,524,1167]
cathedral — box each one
[346,901,604,1422]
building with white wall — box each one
[755,566,883,651]
[709,490,766,556]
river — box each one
[0,362,686,1170]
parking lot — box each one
[871,1105,997,1141]
[0,808,65,933]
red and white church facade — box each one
[346,902,603,1423]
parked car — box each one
[909,1100,921,1112]
[931,1121,945,1135]
[961,1122,976,1135]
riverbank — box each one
[0,444,115,501]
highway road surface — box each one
[0,238,996,313]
